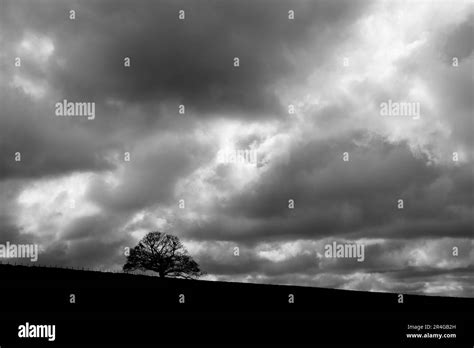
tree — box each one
[123,232,204,279]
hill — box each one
[0,264,472,346]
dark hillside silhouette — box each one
[0,264,472,345]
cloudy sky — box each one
[0,0,472,297]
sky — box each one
[0,0,473,297]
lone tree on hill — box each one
[123,231,205,279]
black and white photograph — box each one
[0,0,473,346]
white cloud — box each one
[16,173,100,242]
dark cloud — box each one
[441,12,474,63]
[0,0,372,181]
[180,135,472,243]
[0,87,117,180]
[0,216,38,245]
[1,0,372,116]
[86,131,215,213]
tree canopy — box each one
[123,232,204,279]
